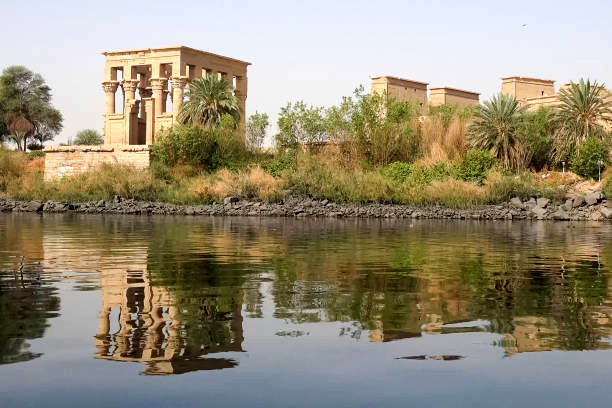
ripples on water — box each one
[2,214,612,407]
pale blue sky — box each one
[1,0,611,144]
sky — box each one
[1,0,611,145]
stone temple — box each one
[101,46,250,145]
[44,46,250,180]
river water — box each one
[1,214,612,407]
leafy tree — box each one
[246,111,269,148]
[276,101,326,147]
[552,79,612,162]
[177,76,239,128]
[74,129,103,145]
[468,93,527,170]
[0,66,63,150]
[518,106,555,170]
[571,136,610,179]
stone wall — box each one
[43,145,151,180]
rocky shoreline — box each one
[2,192,612,221]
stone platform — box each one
[43,144,151,180]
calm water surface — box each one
[1,214,612,407]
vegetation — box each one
[0,66,62,150]
[553,79,612,162]
[177,76,239,128]
[246,111,269,149]
[73,129,103,145]
[2,75,612,208]
[467,93,527,170]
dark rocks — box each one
[573,196,586,208]
[552,209,570,220]
[223,196,239,205]
[536,198,550,208]
[585,192,602,206]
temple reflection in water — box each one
[4,215,612,374]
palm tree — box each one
[5,113,33,151]
[467,93,527,170]
[177,76,239,128]
[552,78,612,161]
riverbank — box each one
[2,194,611,221]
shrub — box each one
[152,118,248,170]
[383,162,413,183]
[455,150,496,184]
[26,150,45,160]
[486,171,566,202]
[262,152,296,177]
[0,148,27,192]
[571,136,610,180]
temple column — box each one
[235,75,248,139]
[170,77,188,121]
[122,79,139,103]
[139,87,152,119]
[102,81,119,114]
[150,78,167,117]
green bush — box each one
[262,152,296,177]
[571,136,610,180]
[455,150,496,184]
[151,117,249,170]
[383,161,453,185]
[488,172,566,202]
[26,150,45,160]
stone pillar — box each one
[139,87,152,119]
[170,77,188,121]
[144,98,155,145]
[102,81,119,114]
[235,75,248,140]
[150,78,167,117]
[122,79,139,103]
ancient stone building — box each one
[370,76,428,106]
[44,46,250,179]
[500,76,557,109]
[101,46,250,145]
[429,87,479,108]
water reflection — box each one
[2,215,612,376]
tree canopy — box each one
[177,76,239,128]
[74,129,103,145]
[0,66,63,150]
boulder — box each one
[223,196,240,205]
[561,199,573,212]
[536,198,550,208]
[510,197,523,208]
[572,196,585,208]
[601,206,612,219]
[552,209,570,220]
[585,192,601,206]
[26,201,43,212]
[530,206,547,220]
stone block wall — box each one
[43,145,151,180]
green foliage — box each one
[152,118,248,171]
[428,104,474,128]
[246,111,269,148]
[488,172,567,202]
[456,150,496,183]
[571,136,610,179]
[383,161,452,186]
[0,66,63,150]
[26,150,44,160]
[519,107,554,170]
[178,76,239,128]
[553,79,612,163]
[325,87,421,165]
[74,129,103,145]
[468,93,527,170]
[261,151,296,177]
[276,101,326,147]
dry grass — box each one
[420,117,467,164]
[187,166,286,202]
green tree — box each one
[518,106,555,170]
[177,76,239,128]
[73,129,103,145]
[245,111,269,148]
[552,79,612,162]
[468,93,527,170]
[0,66,63,150]
[276,101,326,147]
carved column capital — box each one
[139,88,153,98]
[121,79,140,93]
[170,77,189,89]
[150,77,168,91]
[102,81,119,93]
